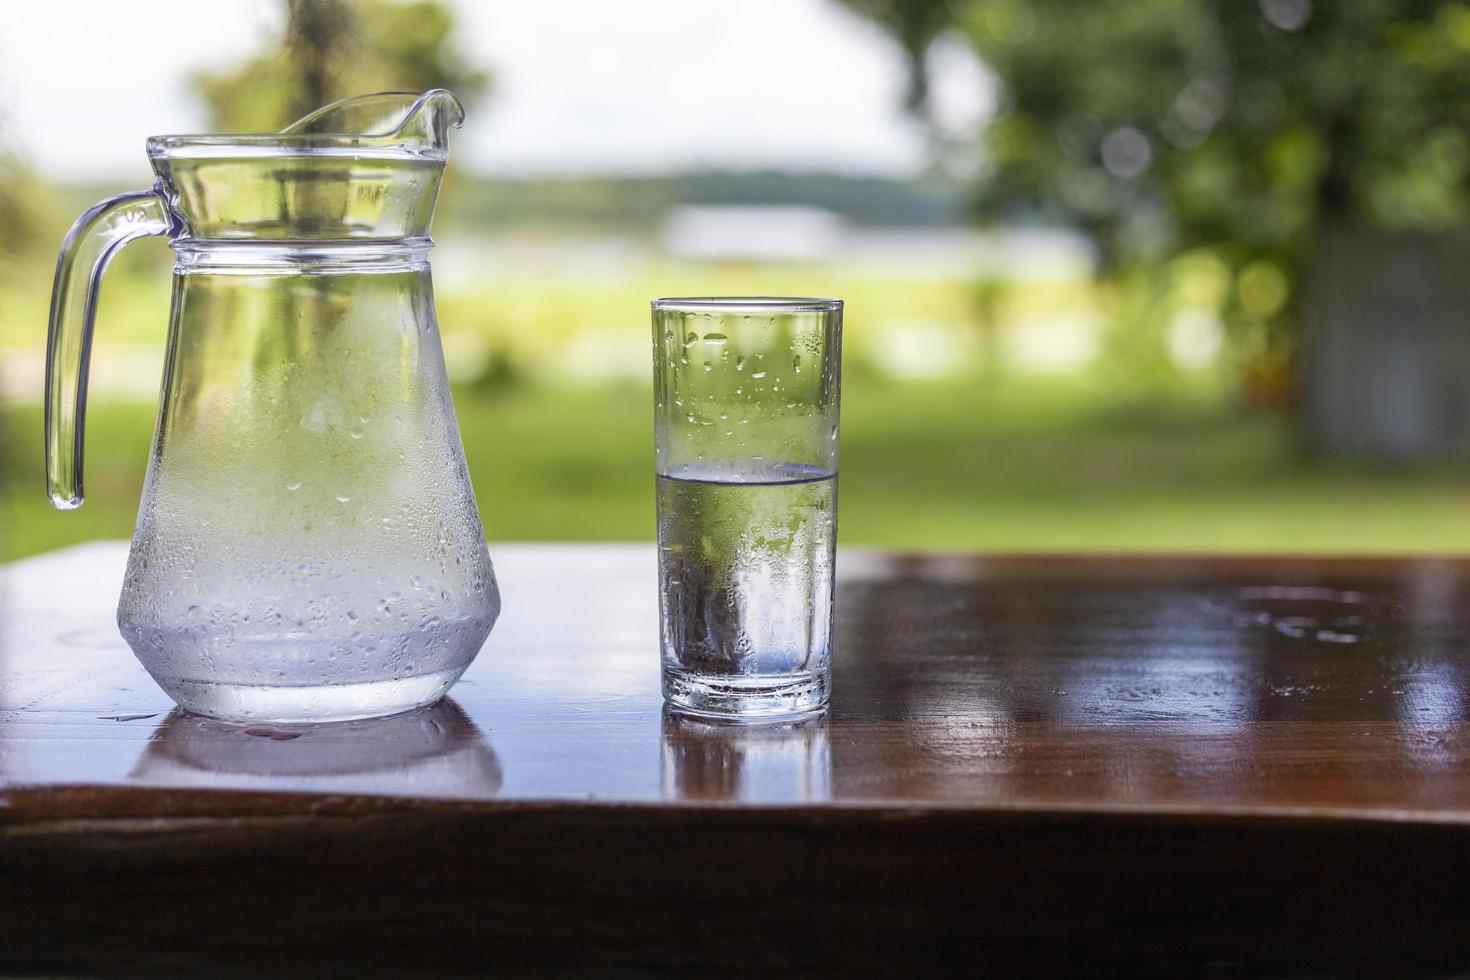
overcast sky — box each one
[0,0,991,183]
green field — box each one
[7,374,1470,560]
[6,243,1470,560]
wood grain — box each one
[4,543,1470,976]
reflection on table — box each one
[661,708,830,803]
[129,699,501,800]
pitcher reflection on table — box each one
[131,700,502,798]
[43,90,499,724]
[652,298,843,719]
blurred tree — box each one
[843,0,1470,458]
[0,151,52,283]
[194,0,489,132]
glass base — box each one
[662,668,830,721]
[156,667,463,725]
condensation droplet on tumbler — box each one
[336,494,351,503]
[752,371,767,379]
[286,482,302,491]
[736,355,746,371]
[793,355,802,373]
[684,332,698,348]
[704,332,728,345]
[349,429,365,440]
[703,362,712,372]
[829,424,838,440]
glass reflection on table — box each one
[661,708,831,803]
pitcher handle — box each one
[45,187,175,509]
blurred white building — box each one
[660,205,846,263]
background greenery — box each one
[6,0,1470,560]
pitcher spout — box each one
[146,89,466,241]
[280,89,465,157]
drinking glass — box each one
[651,297,842,718]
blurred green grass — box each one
[8,374,1470,559]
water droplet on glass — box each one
[793,355,802,373]
[736,355,746,371]
[286,482,302,492]
[704,332,728,345]
[703,362,712,372]
[336,494,351,503]
[350,429,365,440]
[752,371,767,379]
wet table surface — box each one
[6,542,1470,976]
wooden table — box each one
[5,543,1470,976]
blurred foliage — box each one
[0,151,54,283]
[444,170,966,231]
[194,0,488,132]
[841,0,1470,371]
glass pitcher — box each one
[44,90,500,724]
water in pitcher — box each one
[112,260,497,722]
[656,462,836,698]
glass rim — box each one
[651,296,842,313]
